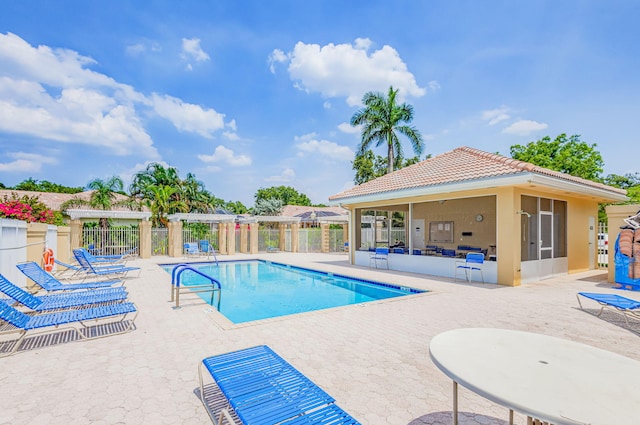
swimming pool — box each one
[162,260,423,324]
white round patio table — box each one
[429,328,640,425]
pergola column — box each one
[218,223,228,254]
[227,223,236,255]
[279,223,286,251]
[167,221,183,257]
[321,223,330,253]
[70,219,82,250]
[249,222,259,254]
[138,220,152,259]
[239,223,249,253]
[291,223,299,253]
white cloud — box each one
[265,168,295,182]
[270,38,427,106]
[502,119,548,136]
[338,122,360,134]
[181,38,210,63]
[427,80,441,91]
[268,48,288,73]
[0,77,158,157]
[294,133,354,161]
[198,145,252,166]
[126,41,161,57]
[0,32,235,158]
[0,152,57,172]
[125,43,146,57]
[482,106,511,126]
[151,93,225,138]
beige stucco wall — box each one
[412,195,497,251]
[342,184,606,286]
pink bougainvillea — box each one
[0,200,56,224]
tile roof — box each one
[0,189,147,212]
[280,205,348,218]
[329,146,627,201]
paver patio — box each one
[1,252,638,425]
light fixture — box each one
[516,210,531,218]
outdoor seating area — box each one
[1,252,639,424]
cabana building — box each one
[329,147,628,286]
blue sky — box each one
[0,1,638,206]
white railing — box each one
[82,226,139,255]
[598,221,608,268]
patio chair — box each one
[369,247,389,269]
[17,262,125,292]
[0,274,128,312]
[73,249,141,278]
[199,240,219,264]
[198,345,360,425]
[184,243,201,257]
[0,299,137,357]
[454,252,485,283]
[577,292,640,328]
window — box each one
[520,196,567,261]
[429,221,454,243]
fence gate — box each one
[597,221,608,269]
[152,228,168,256]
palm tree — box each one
[350,86,424,174]
[129,163,181,202]
[61,177,135,228]
[145,185,188,227]
[61,176,138,249]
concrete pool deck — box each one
[1,252,638,424]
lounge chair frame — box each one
[0,274,128,312]
[577,292,640,328]
[198,345,359,425]
[73,249,141,278]
[0,301,137,357]
[17,262,124,291]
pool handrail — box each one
[171,264,221,309]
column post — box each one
[138,220,152,259]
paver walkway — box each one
[1,253,638,425]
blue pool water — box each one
[162,260,423,324]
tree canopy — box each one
[254,186,311,206]
[352,151,425,185]
[350,86,424,174]
[510,134,604,181]
[9,178,83,194]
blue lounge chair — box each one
[0,300,137,357]
[17,262,124,291]
[73,249,141,278]
[52,258,86,279]
[77,247,128,264]
[199,345,360,425]
[0,274,128,312]
[577,292,640,328]
[454,252,485,283]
